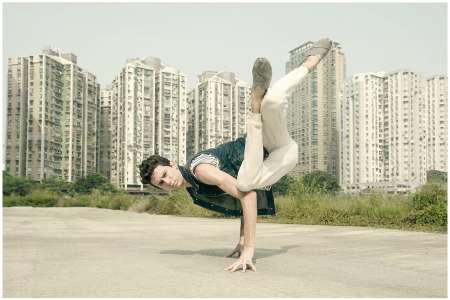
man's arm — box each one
[225,216,245,258]
[194,164,257,250]
[195,164,257,272]
[194,163,248,199]
[239,216,244,244]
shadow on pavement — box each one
[160,244,300,259]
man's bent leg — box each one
[236,54,324,191]
[261,65,309,152]
[236,108,298,192]
[236,66,309,192]
[261,38,331,150]
[236,112,265,192]
[237,138,297,192]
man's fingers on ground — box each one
[228,262,241,272]
[225,262,238,271]
[231,264,240,272]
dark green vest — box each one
[179,136,275,216]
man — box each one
[139,38,332,272]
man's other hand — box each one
[225,242,244,258]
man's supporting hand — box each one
[226,192,257,272]
[192,164,258,272]
[225,246,256,272]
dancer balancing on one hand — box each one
[139,38,332,273]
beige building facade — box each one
[186,71,250,159]
[340,73,387,191]
[97,89,113,179]
[5,48,99,182]
[109,57,187,189]
[340,70,443,193]
[425,75,448,173]
[286,41,346,179]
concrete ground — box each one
[3,207,447,297]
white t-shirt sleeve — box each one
[190,153,220,178]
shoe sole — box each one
[252,57,272,90]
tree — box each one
[272,175,296,196]
[3,171,36,196]
[72,174,118,194]
[41,176,73,194]
[301,170,340,193]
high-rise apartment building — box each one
[82,72,100,177]
[425,75,448,172]
[109,57,187,189]
[386,70,427,190]
[340,70,432,192]
[5,48,100,182]
[6,57,28,177]
[152,59,188,166]
[186,89,196,160]
[340,72,387,191]
[286,41,346,179]
[186,71,250,157]
[97,89,113,179]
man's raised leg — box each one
[237,38,332,192]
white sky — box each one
[3,2,447,86]
[2,2,448,170]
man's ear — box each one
[170,161,175,167]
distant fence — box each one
[124,184,166,196]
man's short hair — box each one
[139,155,170,187]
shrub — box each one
[406,202,447,226]
[158,190,187,215]
[4,190,59,207]
[3,194,22,207]
[285,177,307,196]
[272,175,296,196]
[111,193,137,210]
[128,198,152,213]
[269,192,414,228]
[301,171,340,193]
[406,183,447,226]
[72,174,118,194]
[3,171,37,196]
[56,193,93,207]
[411,183,447,210]
[41,176,73,195]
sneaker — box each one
[252,57,272,93]
[302,38,332,69]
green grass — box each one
[3,185,447,233]
[260,192,445,232]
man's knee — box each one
[237,177,254,192]
[262,90,284,113]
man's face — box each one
[150,163,184,192]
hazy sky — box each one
[1,2,448,169]
[3,2,448,88]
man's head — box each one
[139,155,186,192]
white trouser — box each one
[236,65,309,192]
